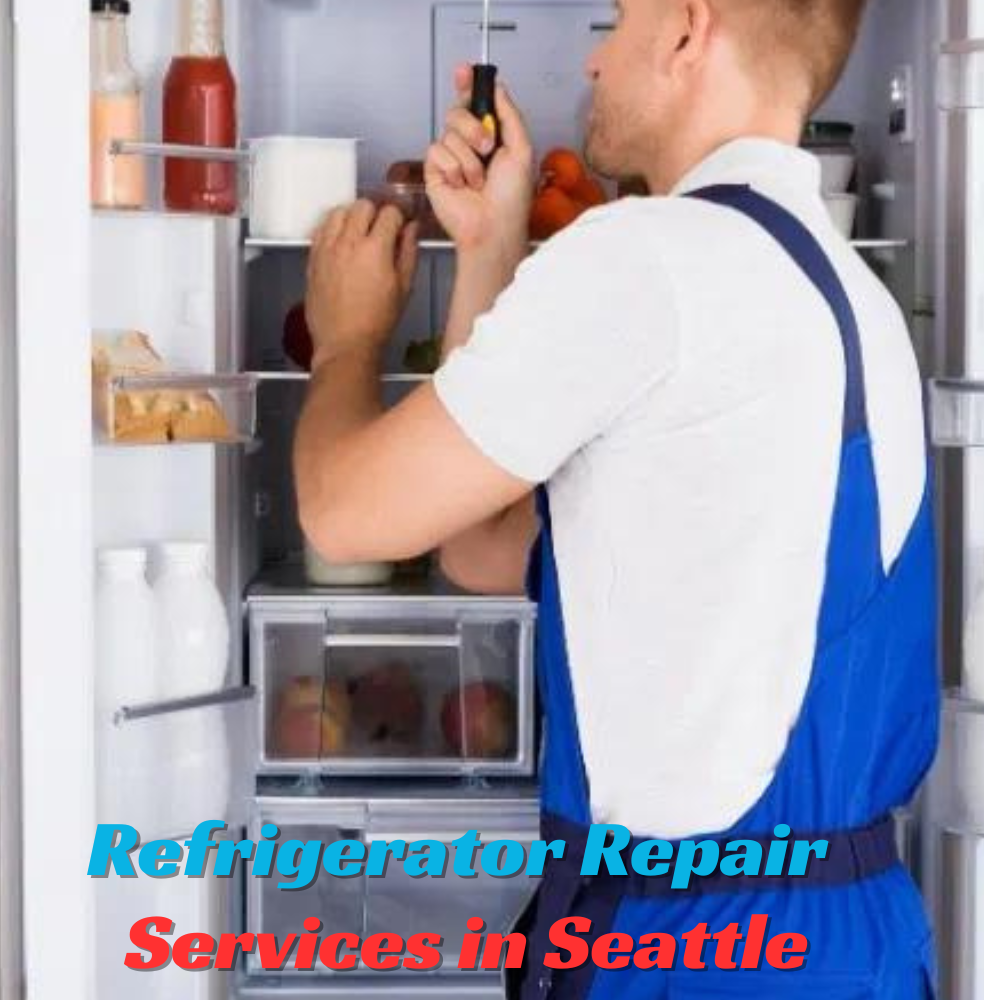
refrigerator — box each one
[5,0,984,998]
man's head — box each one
[584,0,868,188]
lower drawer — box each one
[245,794,540,977]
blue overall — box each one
[510,186,940,999]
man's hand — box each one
[306,200,419,370]
[425,65,533,259]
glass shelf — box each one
[245,235,907,253]
[928,377,984,448]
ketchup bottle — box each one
[162,0,238,214]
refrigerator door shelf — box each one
[925,690,983,838]
[95,685,255,844]
[927,377,984,448]
[245,794,539,979]
[937,38,985,112]
[94,372,260,447]
[248,595,535,778]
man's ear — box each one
[655,0,715,78]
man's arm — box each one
[297,66,538,592]
[293,199,536,575]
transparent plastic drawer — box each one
[249,596,535,776]
[926,691,983,836]
[94,372,258,445]
[245,795,539,977]
[928,377,984,449]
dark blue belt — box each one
[509,814,899,999]
[541,811,899,895]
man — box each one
[294,0,938,995]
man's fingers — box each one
[495,83,531,160]
[345,198,378,239]
[309,206,347,279]
[445,106,494,157]
[425,142,465,188]
[397,221,420,294]
[371,203,407,251]
[442,130,486,190]
[453,63,474,104]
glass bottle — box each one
[90,0,145,209]
[162,0,238,214]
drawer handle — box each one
[324,634,461,649]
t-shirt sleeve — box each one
[433,205,680,484]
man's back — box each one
[434,137,926,838]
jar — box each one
[90,0,145,208]
[304,539,394,587]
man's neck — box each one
[645,108,805,195]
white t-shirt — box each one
[434,138,926,838]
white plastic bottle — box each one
[94,547,159,827]
[153,541,230,699]
[151,542,231,837]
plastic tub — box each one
[815,151,856,193]
[823,193,858,237]
[248,136,359,241]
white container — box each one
[304,541,394,587]
[165,706,231,836]
[304,539,394,587]
[823,193,858,237]
[153,541,230,699]
[94,547,160,827]
[249,136,359,240]
[815,151,856,193]
[95,547,158,711]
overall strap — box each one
[685,184,869,439]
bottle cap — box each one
[92,0,131,14]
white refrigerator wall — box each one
[13,1,96,998]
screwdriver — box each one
[470,0,500,163]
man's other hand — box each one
[306,200,419,370]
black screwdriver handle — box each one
[470,63,501,164]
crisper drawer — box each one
[248,595,535,776]
[245,794,540,978]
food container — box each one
[815,151,856,193]
[247,591,535,777]
[822,193,858,237]
[248,137,359,240]
[304,540,394,588]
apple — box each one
[440,680,515,758]
[350,663,424,749]
[271,676,352,758]
[282,302,313,371]
[270,704,349,758]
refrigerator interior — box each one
[11,0,981,997]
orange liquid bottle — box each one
[162,0,238,214]
[90,0,145,209]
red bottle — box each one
[162,0,238,214]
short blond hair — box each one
[723,0,868,110]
